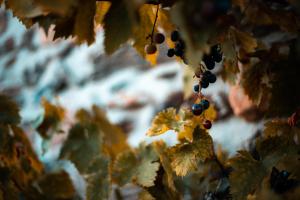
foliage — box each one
[1,0,300,199]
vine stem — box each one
[148,4,160,44]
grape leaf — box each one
[147,107,214,142]
[86,156,110,200]
[231,27,257,53]
[139,189,155,200]
[168,127,213,176]
[263,119,300,139]
[95,1,111,25]
[0,94,20,125]
[35,171,76,199]
[228,151,267,200]
[6,0,43,18]
[133,5,156,58]
[34,0,77,16]
[103,0,134,54]
[76,106,129,160]
[72,0,96,44]
[37,99,65,139]
[153,141,176,191]
[221,34,239,84]
[59,123,103,173]
[256,135,300,168]
[112,144,160,187]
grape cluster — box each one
[191,44,223,129]
[145,32,165,55]
[270,167,298,194]
[167,30,188,64]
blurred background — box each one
[0,8,263,161]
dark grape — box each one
[145,44,157,54]
[201,99,210,110]
[270,167,298,194]
[201,80,209,89]
[203,54,215,70]
[175,48,184,57]
[194,84,200,92]
[171,30,179,42]
[176,40,185,50]
[154,33,165,44]
[203,120,212,129]
[212,52,223,63]
[208,73,217,83]
[192,104,203,116]
[167,48,175,57]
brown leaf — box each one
[36,171,76,199]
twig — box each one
[149,4,160,44]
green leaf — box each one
[228,151,266,200]
[86,156,110,200]
[112,144,160,187]
[76,106,129,160]
[59,123,103,173]
[168,127,213,176]
[103,0,133,54]
[0,94,20,125]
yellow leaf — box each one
[153,141,176,191]
[37,98,65,139]
[168,128,213,176]
[231,28,257,53]
[146,50,158,66]
[133,4,157,64]
[95,1,111,26]
[203,103,217,122]
[148,107,215,142]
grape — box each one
[192,104,203,116]
[167,48,175,57]
[212,52,223,63]
[201,80,209,89]
[208,73,217,83]
[270,167,298,194]
[171,30,179,42]
[176,40,185,50]
[154,33,165,44]
[194,84,200,92]
[175,48,184,57]
[201,99,210,110]
[203,54,215,70]
[145,44,157,54]
[203,120,212,129]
